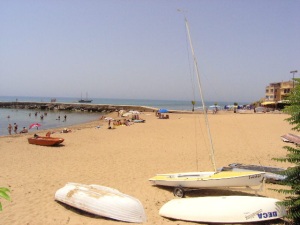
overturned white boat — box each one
[55,183,146,223]
[159,196,286,223]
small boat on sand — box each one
[28,135,64,146]
[55,183,146,223]
[281,133,300,145]
[220,163,287,183]
[149,171,265,189]
[159,196,286,223]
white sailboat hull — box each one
[159,196,286,223]
[149,171,265,188]
[55,183,146,223]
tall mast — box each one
[184,17,217,172]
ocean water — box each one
[0,96,246,136]
[0,108,101,136]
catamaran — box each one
[149,15,265,197]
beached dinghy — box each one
[159,196,286,223]
[28,136,64,146]
[221,163,287,183]
[149,171,265,189]
[55,183,146,223]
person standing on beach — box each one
[108,119,114,129]
[7,124,12,135]
[13,123,18,134]
[108,119,111,129]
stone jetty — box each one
[0,101,158,113]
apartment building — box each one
[265,80,293,102]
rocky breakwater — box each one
[0,101,157,113]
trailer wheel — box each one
[173,187,185,198]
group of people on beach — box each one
[107,118,134,129]
[6,112,68,135]
[105,110,146,129]
[7,123,28,135]
[7,123,17,134]
[156,112,170,119]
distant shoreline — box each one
[0,101,203,114]
[0,101,159,113]
[0,96,251,111]
[0,102,196,137]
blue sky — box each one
[1,0,299,103]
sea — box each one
[0,96,246,136]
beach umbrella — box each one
[158,109,168,113]
[29,123,41,129]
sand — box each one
[0,111,295,225]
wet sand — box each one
[0,111,294,225]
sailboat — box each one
[149,15,265,197]
[78,92,93,103]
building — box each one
[264,80,293,104]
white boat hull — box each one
[149,171,265,188]
[55,183,146,223]
[221,163,287,183]
[159,196,286,223]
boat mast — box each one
[184,17,217,172]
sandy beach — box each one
[0,110,295,225]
